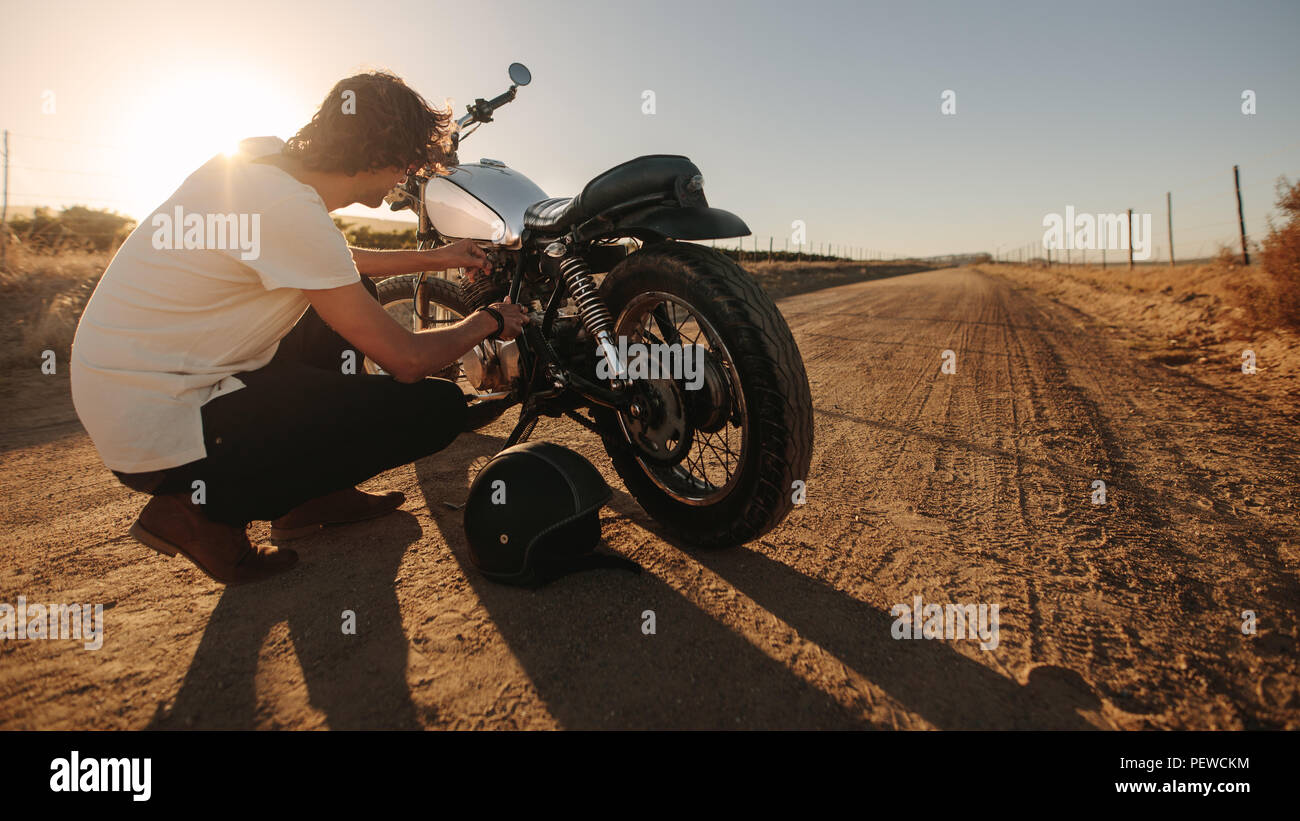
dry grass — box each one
[979,252,1300,397]
[0,245,108,369]
[1002,253,1286,336]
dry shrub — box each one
[1213,243,1241,270]
[0,246,109,369]
[1256,177,1300,330]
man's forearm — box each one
[394,311,498,383]
[349,247,440,278]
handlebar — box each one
[388,76,524,208]
[456,85,519,132]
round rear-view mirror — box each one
[508,63,532,86]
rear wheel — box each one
[595,241,813,548]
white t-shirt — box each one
[71,136,362,473]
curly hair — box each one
[284,71,457,176]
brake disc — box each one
[684,347,734,434]
[622,379,693,465]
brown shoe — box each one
[269,487,406,541]
[129,492,298,585]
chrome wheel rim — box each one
[613,291,748,506]
[364,276,468,386]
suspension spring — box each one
[557,255,615,340]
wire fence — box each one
[991,140,1300,268]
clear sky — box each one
[2,0,1298,259]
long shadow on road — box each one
[148,512,426,730]
[413,431,874,730]
[149,423,1103,730]
[415,430,1101,729]
[688,546,1102,730]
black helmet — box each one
[463,441,640,587]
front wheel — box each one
[368,274,512,429]
[595,241,813,548]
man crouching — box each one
[70,71,527,584]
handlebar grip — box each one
[486,88,515,108]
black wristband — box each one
[478,306,505,340]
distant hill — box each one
[1,205,416,231]
[333,215,418,233]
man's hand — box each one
[480,298,529,341]
[432,238,492,281]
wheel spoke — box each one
[650,304,679,345]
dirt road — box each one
[2,266,1297,729]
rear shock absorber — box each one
[554,250,627,381]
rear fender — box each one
[607,205,750,242]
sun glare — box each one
[110,67,302,218]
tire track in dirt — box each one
[778,267,1298,728]
[978,275,1300,726]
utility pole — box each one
[1,130,8,272]
[768,236,772,263]
[1166,191,1174,266]
[1237,166,1248,266]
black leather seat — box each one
[523,197,577,231]
[524,154,701,232]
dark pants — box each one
[114,277,467,525]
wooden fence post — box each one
[1127,208,1134,269]
[1234,165,1250,265]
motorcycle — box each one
[377,62,813,548]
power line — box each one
[6,192,134,207]
[6,131,131,151]
[8,162,133,179]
